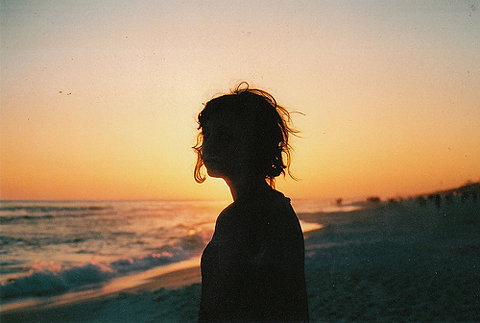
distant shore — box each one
[2,186,479,322]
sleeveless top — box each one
[199,189,309,322]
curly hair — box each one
[193,82,298,188]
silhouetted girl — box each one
[194,83,309,322]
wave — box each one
[0,212,111,224]
[1,214,55,223]
[0,205,110,212]
[0,263,114,298]
[0,236,24,247]
[0,234,88,247]
[0,232,208,299]
[0,253,181,299]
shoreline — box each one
[1,257,202,313]
[2,197,479,322]
[1,220,322,314]
[1,261,203,323]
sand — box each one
[2,197,479,322]
[302,199,480,322]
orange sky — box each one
[1,1,479,201]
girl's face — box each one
[201,110,254,180]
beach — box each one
[2,194,479,322]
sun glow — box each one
[1,1,479,200]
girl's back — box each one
[199,188,308,322]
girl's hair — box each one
[193,82,298,188]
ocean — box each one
[0,199,341,305]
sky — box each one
[1,0,479,201]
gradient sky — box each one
[1,0,479,201]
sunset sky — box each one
[1,0,479,201]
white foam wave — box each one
[0,231,209,299]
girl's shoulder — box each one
[241,189,298,227]
[214,189,298,235]
[214,203,246,238]
[261,189,296,218]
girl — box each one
[194,83,309,322]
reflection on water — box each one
[0,199,340,305]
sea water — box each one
[0,199,338,303]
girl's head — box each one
[193,83,298,187]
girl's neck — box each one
[225,176,270,202]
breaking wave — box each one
[0,232,207,299]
